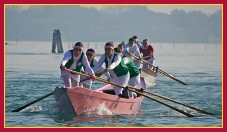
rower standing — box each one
[139,39,155,70]
[123,38,142,70]
[60,42,95,88]
[93,42,130,97]
[114,47,141,98]
[79,48,101,89]
[132,35,142,49]
[118,41,125,51]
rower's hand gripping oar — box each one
[66,68,194,117]
[128,52,187,85]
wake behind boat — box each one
[54,77,147,115]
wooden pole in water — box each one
[52,30,64,53]
[57,30,64,53]
[51,30,57,53]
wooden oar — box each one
[11,71,104,112]
[129,87,214,115]
[79,71,105,84]
[65,68,194,117]
[129,53,188,85]
[126,87,194,117]
[79,78,90,83]
[11,92,54,112]
[158,68,188,85]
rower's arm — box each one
[108,55,121,70]
[82,55,94,75]
[93,54,105,73]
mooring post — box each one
[52,30,64,53]
[51,30,57,53]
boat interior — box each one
[102,89,115,95]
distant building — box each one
[52,30,63,53]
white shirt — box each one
[136,42,142,49]
[81,57,105,72]
[122,57,130,65]
[123,43,142,69]
[61,50,94,76]
[93,53,122,78]
[123,43,141,58]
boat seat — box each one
[102,89,115,95]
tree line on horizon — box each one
[6,6,222,43]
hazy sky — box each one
[8,5,222,15]
[146,5,222,15]
[84,5,222,15]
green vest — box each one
[123,56,140,78]
[83,59,94,71]
[90,59,94,68]
[104,53,128,77]
[65,50,84,72]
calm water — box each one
[5,41,222,127]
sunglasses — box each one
[74,48,82,51]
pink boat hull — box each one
[54,77,147,115]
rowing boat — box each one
[54,77,147,115]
